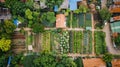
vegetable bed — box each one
[94,31,106,55]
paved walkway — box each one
[103,23,120,55]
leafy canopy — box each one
[103,53,113,62]
[3,20,16,34]
[0,38,11,52]
[99,8,112,22]
[41,12,56,23]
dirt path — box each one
[103,23,120,55]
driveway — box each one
[103,23,120,55]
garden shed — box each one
[56,14,66,28]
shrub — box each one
[74,57,84,67]
[103,53,113,62]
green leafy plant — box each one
[99,8,112,22]
[45,0,63,9]
[41,12,56,23]
[59,31,69,54]
[103,53,113,62]
[3,20,16,34]
[74,57,84,67]
[41,12,56,27]
[114,35,120,46]
[0,55,8,67]
[0,38,11,52]
[10,53,24,67]
[32,23,44,33]
[95,31,106,55]
[25,9,33,20]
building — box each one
[110,0,120,13]
[110,21,120,33]
[56,14,66,28]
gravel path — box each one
[103,23,120,55]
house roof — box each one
[69,0,82,10]
[112,59,120,67]
[110,21,120,33]
[110,7,120,13]
[83,58,106,67]
[56,14,66,28]
[0,0,5,2]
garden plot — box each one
[94,31,107,55]
[66,13,92,28]
[83,31,92,54]
[41,31,51,52]
[69,31,92,54]
[69,31,83,53]
[41,30,70,54]
[40,30,93,54]
[85,13,92,27]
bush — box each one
[106,62,112,67]
[74,57,84,67]
[0,56,8,67]
[103,53,113,62]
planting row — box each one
[94,31,107,55]
[67,13,92,28]
[40,30,93,54]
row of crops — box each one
[26,30,106,55]
[40,30,93,54]
[69,31,92,54]
[67,13,92,28]
[94,31,107,55]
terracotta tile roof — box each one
[113,16,120,21]
[56,14,66,28]
[112,32,119,38]
[110,7,120,13]
[112,59,120,67]
[0,0,5,2]
[83,58,106,67]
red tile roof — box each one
[56,14,66,28]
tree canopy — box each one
[99,8,112,22]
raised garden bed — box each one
[94,31,107,55]
[83,31,92,54]
[66,13,92,28]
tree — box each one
[0,38,11,52]
[114,35,120,46]
[103,53,113,62]
[3,20,16,34]
[32,23,44,33]
[99,8,112,22]
[74,57,84,67]
[45,0,63,9]
[41,12,56,27]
